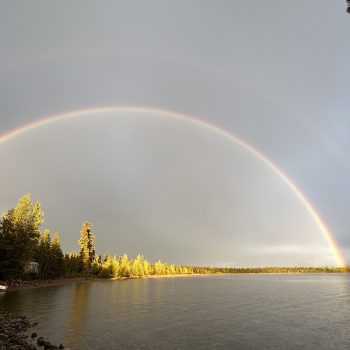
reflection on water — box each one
[65,283,90,348]
[0,285,61,335]
[1,274,350,349]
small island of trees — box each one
[0,194,348,281]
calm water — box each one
[1,274,350,349]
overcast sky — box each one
[0,1,349,266]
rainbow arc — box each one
[0,106,345,267]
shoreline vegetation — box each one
[2,266,350,292]
[0,194,349,350]
[3,266,349,292]
[0,194,349,286]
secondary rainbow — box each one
[0,106,346,267]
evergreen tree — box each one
[50,232,64,277]
[63,251,80,275]
[78,221,95,272]
[0,194,44,278]
[36,229,51,278]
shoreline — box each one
[2,271,349,292]
[1,277,91,292]
[1,274,205,292]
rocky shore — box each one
[0,312,65,350]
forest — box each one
[0,194,348,280]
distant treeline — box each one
[187,266,350,274]
[0,194,348,280]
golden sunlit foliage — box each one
[0,194,349,280]
[78,221,95,272]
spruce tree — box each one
[51,232,64,277]
[36,229,51,278]
[78,221,95,272]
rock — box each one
[37,337,45,346]
[0,311,61,350]
[43,341,51,349]
[59,345,64,349]
[26,345,37,350]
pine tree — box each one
[78,221,95,272]
[63,251,80,275]
[0,194,44,278]
[36,229,51,278]
[50,232,64,277]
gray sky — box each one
[0,1,349,266]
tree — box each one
[119,254,131,277]
[154,260,165,275]
[99,252,112,278]
[143,258,151,276]
[131,255,145,277]
[63,251,80,275]
[91,256,101,275]
[35,229,51,278]
[78,221,95,272]
[0,194,44,278]
[111,255,120,278]
[50,232,64,277]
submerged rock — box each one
[43,341,51,349]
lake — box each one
[1,274,350,349]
